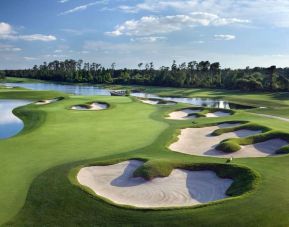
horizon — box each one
[2,58,284,71]
[1,0,289,69]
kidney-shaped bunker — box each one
[77,160,234,208]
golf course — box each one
[0,78,289,226]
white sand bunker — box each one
[139,99,176,105]
[35,98,59,105]
[71,102,108,111]
[206,111,231,118]
[167,109,201,120]
[169,124,287,158]
[77,160,233,208]
[140,99,159,105]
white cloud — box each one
[119,0,289,28]
[18,34,57,42]
[193,40,205,44]
[43,54,68,58]
[61,28,97,35]
[130,36,167,42]
[0,22,13,35]
[24,57,37,61]
[0,22,57,42]
[106,13,249,36]
[214,34,236,40]
[119,0,198,13]
[59,0,69,3]
[59,1,107,15]
[0,44,21,52]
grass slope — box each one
[0,91,167,224]
[1,85,289,226]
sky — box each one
[1,0,289,69]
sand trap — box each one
[71,102,108,111]
[35,98,59,105]
[90,103,108,110]
[77,160,232,208]
[169,124,283,158]
[139,99,176,105]
[167,109,201,120]
[206,111,231,118]
[240,139,288,156]
[140,99,159,105]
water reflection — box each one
[131,93,253,109]
[4,82,110,96]
[3,82,253,109]
[0,100,31,139]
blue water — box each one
[0,100,31,139]
[3,82,253,109]
[4,82,110,96]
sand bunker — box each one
[169,123,285,158]
[71,102,108,111]
[139,98,176,105]
[140,99,159,105]
[77,160,232,208]
[35,98,59,105]
[206,111,231,118]
[167,109,201,120]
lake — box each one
[3,82,254,109]
[0,100,31,139]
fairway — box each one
[2,1,289,225]
[1,84,289,226]
[0,87,168,224]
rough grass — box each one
[211,123,270,136]
[132,160,259,197]
[133,160,174,180]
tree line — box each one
[2,59,289,91]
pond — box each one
[0,100,31,139]
[131,93,253,109]
[3,82,254,109]
[4,82,110,96]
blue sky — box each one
[1,0,289,69]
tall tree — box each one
[268,65,277,91]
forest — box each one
[2,59,289,91]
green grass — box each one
[0,90,168,224]
[1,85,289,226]
[132,160,259,197]
[1,76,50,83]
[0,89,68,100]
[211,123,270,136]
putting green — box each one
[1,85,289,226]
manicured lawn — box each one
[0,90,167,224]
[1,84,289,226]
